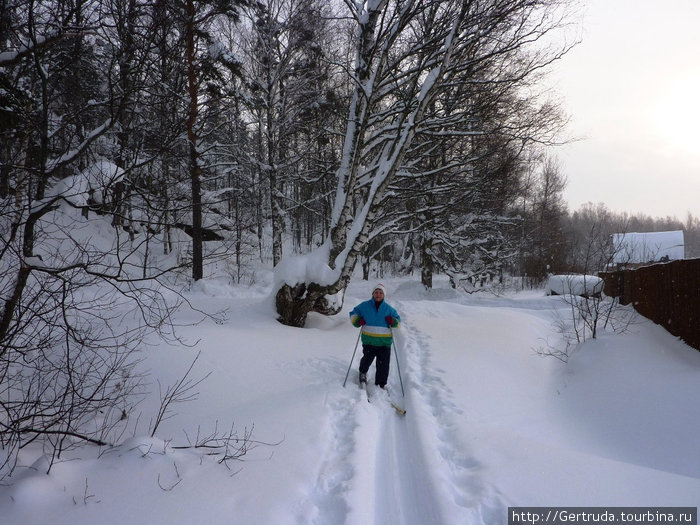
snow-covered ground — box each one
[1,275,699,524]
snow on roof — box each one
[612,230,684,264]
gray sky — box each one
[552,0,700,220]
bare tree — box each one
[0,0,189,478]
[237,0,340,266]
[274,0,576,326]
[538,219,635,362]
[518,152,569,280]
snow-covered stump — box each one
[273,251,347,327]
[275,283,319,328]
[275,282,346,328]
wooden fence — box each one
[599,258,700,351]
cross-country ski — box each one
[360,377,407,416]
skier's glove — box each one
[385,316,396,327]
[358,317,366,326]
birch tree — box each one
[241,0,337,266]
[274,0,574,326]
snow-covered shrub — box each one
[539,274,634,362]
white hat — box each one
[373,283,387,297]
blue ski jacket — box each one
[349,298,400,347]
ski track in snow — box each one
[306,301,504,525]
[303,389,357,525]
[397,301,504,523]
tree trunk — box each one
[269,169,284,267]
[421,230,434,289]
[186,0,203,280]
[275,281,345,328]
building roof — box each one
[612,230,685,264]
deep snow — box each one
[1,274,699,524]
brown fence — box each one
[599,258,700,351]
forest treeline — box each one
[2,1,696,290]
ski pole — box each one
[390,328,405,397]
[342,330,362,388]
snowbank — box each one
[2,277,699,524]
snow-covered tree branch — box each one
[274,0,575,326]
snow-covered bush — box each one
[539,274,634,362]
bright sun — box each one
[652,71,700,157]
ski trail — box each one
[343,304,470,525]
[306,301,501,524]
[302,380,360,525]
[396,301,505,523]
[343,388,446,525]
[304,357,446,525]
[374,404,445,524]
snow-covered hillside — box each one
[1,276,699,525]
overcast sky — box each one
[552,0,700,221]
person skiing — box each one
[349,283,400,389]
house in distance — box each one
[612,230,685,268]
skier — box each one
[349,283,401,389]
